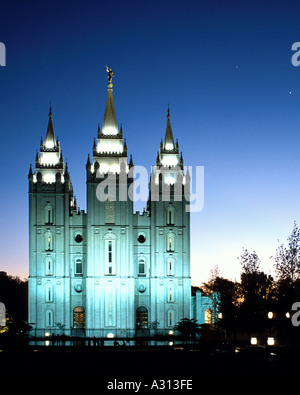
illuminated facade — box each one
[28,74,207,337]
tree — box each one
[238,248,261,275]
[203,274,239,341]
[174,318,201,339]
[237,248,274,335]
[273,221,300,282]
[238,248,273,305]
[272,222,300,318]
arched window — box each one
[105,239,115,275]
[105,198,115,224]
[167,233,175,252]
[73,306,85,328]
[105,286,116,327]
[75,258,83,276]
[166,206,175,225]
[45,204,53,224]
[167,310,175,327]
[45,257,54,276]
[168,284,175,303]
[104,233,116,275]
[167,257,175,276]
[138,258,146,276]
[205,309,212,324]
[45,310,53,327]
[45,232,53,251]
[45,283,53,303]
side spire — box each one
[163,105,175,150]
[45,103,56,148]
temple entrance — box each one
[73,306,85,337]
[136,306,148,328]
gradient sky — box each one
[1,0,300,284]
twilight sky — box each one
[1,0,300,284]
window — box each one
[75,233,83,243]
[105,238,116,275]
[45,205,53,224]
[105,287,116,327]
[105,198,115,224]
[75,258,83,276]
[205,309,212,324]
[45,257,54,276]
[45,232,53,251]
[167,234,175,252]
[138,258,146,276]
[166,206,175,225]
[46,310,53,327]
[168,310,175,327]
[167,257,175,276]
[108,241,112,273]
[45,284,53,303]
[137,234,146,243]
[168,285,175,303]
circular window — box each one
[74,283,83,293]
[138,284,146,293]
[138,234,146,243]
[75,234,83,243]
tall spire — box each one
[163,105,175,150]
[102,66,118,135]
[45,103,56,148]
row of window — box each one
[43,233,176,253]
[45,306,177,328]
[43,204,176,226]
[44,283,177,303]
[44,256,176,277]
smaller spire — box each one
[45,104,56,149]
[163,106,174,150]
[28,164,33,179]
[129,154,134,168]
[64,161,70,181]
[156,151,160,166]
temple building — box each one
[28,69,214,337]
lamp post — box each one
[267,311,273,320]
[267,311,274,346]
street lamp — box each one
[268,311,273,319]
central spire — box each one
[44,104,56,149]
[102,66,118,135]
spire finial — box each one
[105,65,114,89]
[167,104,170,119]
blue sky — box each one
[1,0,300,283]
